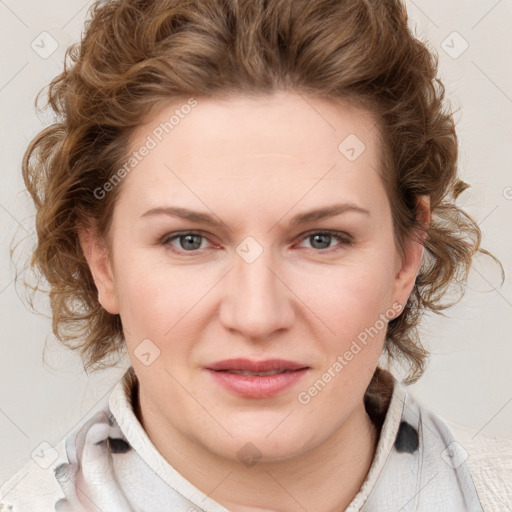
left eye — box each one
[297,231,352,251]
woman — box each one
[1,0,510,510]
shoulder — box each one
[443,417,512,511]
[0,437,69,511]
[0,404,118,511]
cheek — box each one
[113,251,212,338]
[311,260,394,319]
[312,270,393,393]
[300,258,395,356]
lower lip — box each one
[206,369,309,398]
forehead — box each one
[130,91,379,163]
[120,91,386,213]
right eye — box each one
[159,231,214,254]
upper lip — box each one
[206,358,309,372]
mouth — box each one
[204,359,310,398]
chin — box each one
[202,425,317,464]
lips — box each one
[205,358,309,375]
[205,359,310,398]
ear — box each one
[391,195,431,316]
[77,226,120,315]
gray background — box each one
[1,0,511,482]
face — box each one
[81,90,426,463]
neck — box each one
[137,386,380,512]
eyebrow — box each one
[140,202,370,228]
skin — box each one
[79,90,430,512]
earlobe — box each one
[391,195,431,315]
[77,227,120,315]
[392,238,425,308]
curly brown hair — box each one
[18,0,503,386]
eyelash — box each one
[158,230,353,255]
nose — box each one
[219,245,295,340]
